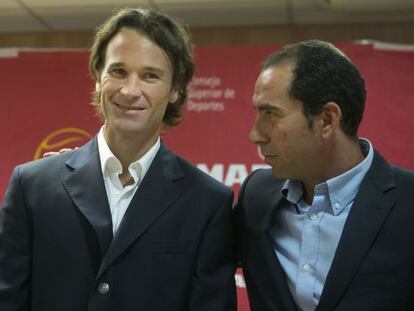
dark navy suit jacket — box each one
[235,150,414,311]
[0,138,236,311]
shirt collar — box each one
[326,138,373,214]
[97,127,160,184]
[281,179,303,205]
[282,138,374,215]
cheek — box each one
[154,86,173,103]
[270,124,288,144]
[101,82,115,98]
[99,81,117,116]
[101,75,121,96]
[255,116,273,134]
[150,88,172,110]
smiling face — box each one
[249,63,323,181]
[97,27,178,144]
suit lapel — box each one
[263,198,298,311]
[62,138,113,258]
[246,173,297,310]
[317,152,396,310]
[97,144,184,278]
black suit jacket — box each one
[0,138,236,311]
[235,150,414,311]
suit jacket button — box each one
[98,282,110,294]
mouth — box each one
[260,150,276,158]
[113,102,146,112]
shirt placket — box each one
[295,194,324,310]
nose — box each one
[120,75,142,99]
[248,121,268,145]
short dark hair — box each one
[89,7,195,127]
[263,40,366,137]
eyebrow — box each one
[106,63,165,76]
[254,102,282,112]
[107,62,124,69]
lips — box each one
[113,101,146,111]
[260,149,276,158]
[261,152,276,160]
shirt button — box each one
[334,203,341,209]
[98,282,110,294]
[309,213,317,221]
[303,264,311,272]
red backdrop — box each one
[1,43,414,310]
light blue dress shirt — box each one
[269,139,374,311]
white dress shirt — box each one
[97,127,160,234]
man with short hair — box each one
[0,8,236,310]
[235,40,414,310]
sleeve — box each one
[187,189,237,311]
[0,166,31,311]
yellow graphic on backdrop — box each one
[34,128,93,160]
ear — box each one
[169,88,179,103]
[319,101,342,139]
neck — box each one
[104,129,158,173]
[302,136,364,205]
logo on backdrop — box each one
[187,76,236,113]
[33,127,93,160]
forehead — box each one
[253,63,304,112]
[104,28,172,71]
[254,63,293,95]
[253,64,293,104]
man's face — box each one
[249,63,322,181]
[97,27,178,141]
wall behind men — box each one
[1,43,414,200]
[2,22,414,197]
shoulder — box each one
[241,168,285,198]
[364,151,414,209]
[174,154,232,196]
[167,154,234,219]
[391,165,414,191]
[11,138,97,186]
[14,150,76,181]
[3,150,77,203]
[370,150,414,190]
[244,168,280,188]
[391,165,414,179]
[236,168,285,216]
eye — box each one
[265,110,275,119]
[109,67,127,78]
[143,72,161,82]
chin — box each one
[113,120,144,131]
